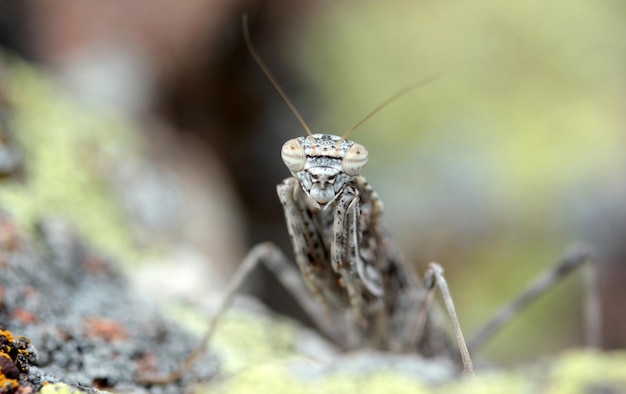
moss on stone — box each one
[39,383,106,394]
[185,306,626,393]
[546,350,626,393]
[0,58,142,262]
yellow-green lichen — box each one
[39,382,110,394]
[0,57,143,262]
[184,305,626,394]
[441,371,529,394]
[215,365,432,394]
[181,306,451,393]
[169,304,298,373]
[545,350,626,394]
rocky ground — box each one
[0,213,217,393]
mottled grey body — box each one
[277,133,450,355]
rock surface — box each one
[0,214,217,393]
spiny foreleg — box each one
[277,177,348,343]
[331,185,386,346]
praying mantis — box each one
[137,15,601,385]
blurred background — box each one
[0,0,624,364]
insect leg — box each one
[468,243,600,352]
[259,242,347,346]
[135,242,274,384]
[412,263,474,374]
[136,240,348,385]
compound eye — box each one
[342,143,368,176]
[281,138,306,172]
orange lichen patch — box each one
[0,354,19,376]
[133,352,158,375]
[84,317,129,342]
[12,309,37,325]
[21,288,37,299]
[0,328,36,381]
[0,330,14,344]
[0,374,19,393]
[0,216,20,251]
[16,337,32,359]
[0,332,20,394]
[83,255,109,275]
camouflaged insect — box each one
[274,132,471,369]
[138,17,604,384]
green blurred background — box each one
[0,0,624,365]
[289,0,626,362]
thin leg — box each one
[407,285,435,349]
[412,262,474,374]
[135,243,270,384]
[468,243,601,352]
[260,243,346,346]
[584,250,601,348]
[135,242,343,385]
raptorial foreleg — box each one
[277,178,347,337]
[330,186,371,331]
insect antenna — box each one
[340,73,442,143]
[242,15,314,139]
